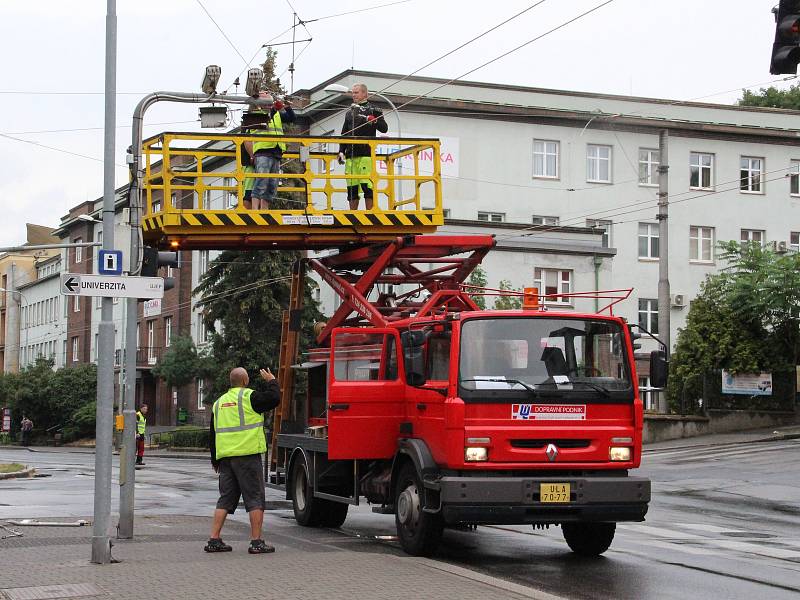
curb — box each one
[0,467,35,480]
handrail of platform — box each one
[141,133,443,219]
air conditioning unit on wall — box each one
[670,293,687,308]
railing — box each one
[141,132,443,221]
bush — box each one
[161,426,210,449]
[0,432,12,445]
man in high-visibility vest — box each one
[244,91,295,211]
[337,83,388,210]
[135,404,148,466]
[205,367,280,554]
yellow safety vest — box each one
[212,387,266,460]
[136,411,146,435]
[252,111,286,153]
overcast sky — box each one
[0,0,790,246]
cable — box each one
[304,0,412,23]
[378,1,548,95]
[0,132,127,168]
[2,120,198,136]
[195,0,249,67]
[386,0,618,119]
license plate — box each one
[540,483,571,503]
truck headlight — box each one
[609,446,631,461]
[465,447,488,462]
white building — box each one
[298,70,800,354]
[18,254,67,369]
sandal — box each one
[248,539,275,554]
[204,538,232,553]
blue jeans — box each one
[252,154,280,203]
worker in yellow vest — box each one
[205,367,280,554]
[243,91,295,211]
[135,404,148,466]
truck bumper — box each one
[434,474,650,525]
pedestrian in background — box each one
[136,404,148,466]
[205,366,280,554]
[20,415,33,446]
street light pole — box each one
[91,0,117,565]
[119,88,265,539]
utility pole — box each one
[657,129,670,414]
[118,87,262,539]
[91,0,116,565]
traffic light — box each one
[141,246,179,290]
[770,1,800,74]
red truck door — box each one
[328,328,406,460]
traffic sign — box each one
[98,250,123,275]
[60,273,164,299]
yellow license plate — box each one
[540,483,571,503]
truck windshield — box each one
[458,317,632,401]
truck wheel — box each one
[318,501,349,528]
[290,454,321,527]
[562,522,616,556]
[394,463,443,556]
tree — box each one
[152,335,211,389]
[739,84,800,110]
[668,241,800,411]
[494,279,522,310]
[466,265,487,309]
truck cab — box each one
[277,307,655,557]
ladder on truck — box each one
[139,130,451,477]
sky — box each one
[0,0,792,247]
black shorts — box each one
[216,454,266,514]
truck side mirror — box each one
[649,350,668,388]
[401,330,427,387]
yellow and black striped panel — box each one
[140,210,441,248]
[142,211,439,230]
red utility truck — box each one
[271,234,664,556]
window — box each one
[532,215,559,226]
[791,161,800,196]
[586,144,612,183]
[477,211,505,223]
[690,226,714,262]
[333,332,398,381]
[71,337,79,362]
[639,149,659,186]
[147,321,156,364]
[199,250,210,274]
[533,268,572,304]
[165,317,172,347]
[740,157,764,193]
[638,223,659,259]
[586,219,612,248]
[741,229,765,246]
[197,317,209,344]
[639,376,656,411]
[197,378,206,410]
[152,200,161,213]
[638,299,659,334]
[442,208,451,219]
[62,340,67,368]
[690,152,714,189]
[533,139,559,179]
[94,333,99,361]
[73,295,80,312]
[74,239,83,265]
[791,232,800,252]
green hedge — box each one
[160,427,210,449]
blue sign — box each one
[98,250,123,276]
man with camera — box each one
[337,83,388,210]
[244,91,295,210]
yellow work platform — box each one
[140,132,444,250]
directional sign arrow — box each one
[64,276,79,293]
